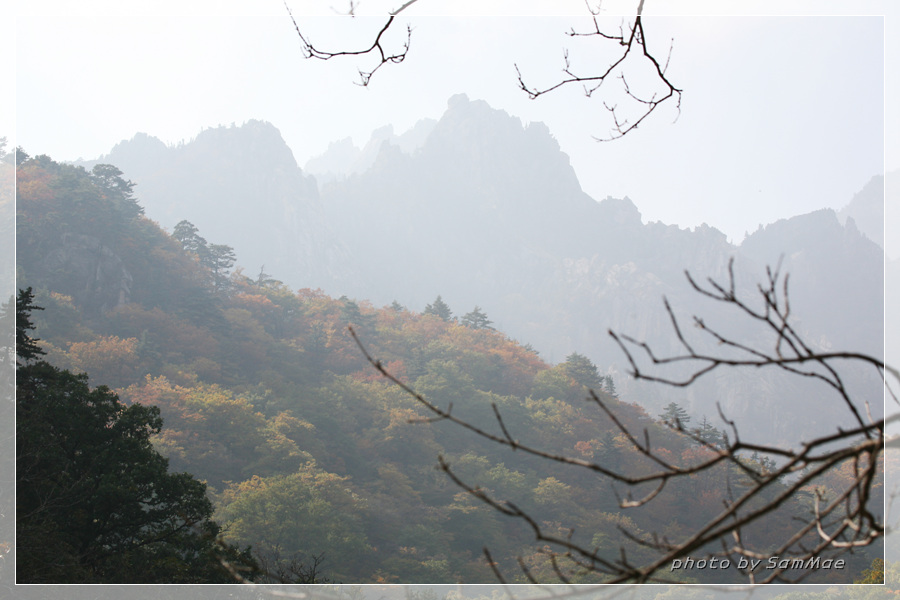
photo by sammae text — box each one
[670,556,847,572]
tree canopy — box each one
[659,401,690,429]
[424,295,453,322]
[15,288,256,583]
[460,306,494,331]
[562,352,603,390]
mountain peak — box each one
[598,196,642,228]
[99,132,168,166]
[418,96,582,203]
[447,92,471,109]
[189,120,300,171]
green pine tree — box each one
[563,352,602,390]
[659,402,691,429]
[460,306,494,330]
[423,295,453,321]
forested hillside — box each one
[15,152,883,583]
[13,289,258,583]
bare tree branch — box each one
[283,0,415,86]
[349,259,892,584]
[515,3,681,141]
[283,1,681,139]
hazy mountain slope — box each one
[741,208,883,356]
[304,118,436,185]
[83,96,884,445]
[319,94,604,305]
[838,173,883,250]
[314,95,883,444]
[82,121,355,289]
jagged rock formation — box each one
[304,119,436,185]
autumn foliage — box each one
[14,153,883,584]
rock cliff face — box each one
[42,233,133,315]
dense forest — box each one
[14,151,885,584]
[13,288,260,583]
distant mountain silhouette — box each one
[304,119,436,185]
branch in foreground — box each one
[282,1,680,140]
[349,260,891,584]
[283,0,415,86]
[515,3,681,141]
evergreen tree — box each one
[694,415,724,447]
[562,352,602,390]
[15,291,256,583]
[90,164,143,220]
[603,375,618,397]
[423,295,453,321]
[460,306,494,330]
[204,243,237,295]
[659,402,691,429]
[11,288,44,363]
[172,219,208,256]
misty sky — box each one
[10,1,897,252]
